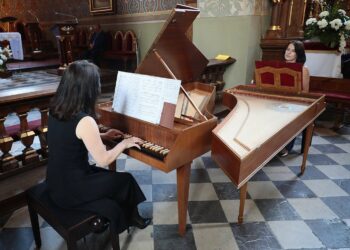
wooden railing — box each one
[0,81,58,215]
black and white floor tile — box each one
[1,118,350,249]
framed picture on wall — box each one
[89,0,115,15]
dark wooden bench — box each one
[309,76,350,128]
[27,181,120,250]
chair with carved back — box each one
[87,28,95,47]
[255,66,302,93]
[72,27,80,47]
[123,30,137,54]
[113,30,124,53]
[78,28,88,48]
[15,21,27,40]
[102,30,137,71]
[15,21,33,57]
[104,31,113,51]
[25,22,43,51]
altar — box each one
[305,50,342,78]
[0,32,23,60]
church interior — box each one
[1,0,350,249]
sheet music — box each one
[0,32,24,60]
[112,71,181,124]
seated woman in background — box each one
[47,60,151,234]
[280,40,310,156]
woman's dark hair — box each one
[50,60,101,120]
[286,40,306,64]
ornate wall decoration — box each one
[0,0,187,23]
[0,0,270,21]
[0,0,89,23]
[198,0,270,17]
[117,0,186,15]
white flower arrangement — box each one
[319,10,329,18]
[317,19,328,29]
[329,18,343,30]
[305,1,350,52]
[0,45,13,71]
[306,18,318,26]
[345,20,350,30]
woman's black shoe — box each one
[131,212,151,229]
[90,216,109,234]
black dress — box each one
[46,112,146,233]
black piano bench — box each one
[26,181,120,250]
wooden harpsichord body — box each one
[97,4,217,235]
[98,93,216,173]
[212,84,325,222]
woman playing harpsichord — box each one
[46,60,151,234]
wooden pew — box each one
[309,76,350,128]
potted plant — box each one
[304,0,350,52]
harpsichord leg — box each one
[300,123,314,176]
[176,162,191,236]
[238,182,248,224]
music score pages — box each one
[112,71,181,125]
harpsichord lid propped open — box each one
[136,4,208,84]
[136,4,214,124]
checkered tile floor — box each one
[1,119,350,249]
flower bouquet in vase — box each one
[0,44,13,78]
[304,0,350,52]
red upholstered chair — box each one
[255,61,303,93]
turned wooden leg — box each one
[28,203,42,248]
[333,103,345,130]
[238,182,248,224]
[18,112,39,165]
[38,108,49,157]
[0,117,18,171]
[300,123,315,176]
[176,163,191,236]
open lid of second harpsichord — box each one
[136,4,208,83]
